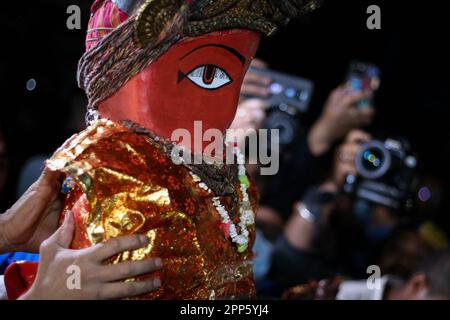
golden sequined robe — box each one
[47,119,258,299]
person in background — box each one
[268,130,430,292]
[0,129,40,274]
[283,249,450,300]
[232,60,374,284]
[378,249,450,300]
[233,60,374,234]
[0,168,163,299]
[259,84,375,230]
[266,130,370,291]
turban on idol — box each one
[79,0,321,123]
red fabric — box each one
[86,0,129,51]
[4,261,38,300]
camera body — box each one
[244,67,314,151]
[343,138,417,210]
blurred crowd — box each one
[232,59,450,300]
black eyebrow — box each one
[180,44,246,66]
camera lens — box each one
[356,141,391,179]
[263,110,298,148]
[362,148,384,171]
[284,88,296,99]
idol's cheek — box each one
[147,81,240,126]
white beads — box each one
[190,148,255,252]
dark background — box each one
[1,1,449,232]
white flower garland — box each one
[189,147,255,253]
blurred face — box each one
[99,30,260,145]
[389,273,449,300]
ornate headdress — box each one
[79,0,321,123]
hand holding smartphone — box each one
[345,61,381,109]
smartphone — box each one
[246,67,314,114]
[345,61,381,109]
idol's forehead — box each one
[169,29,261,56]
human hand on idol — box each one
[0,168,63,253]
[21,211,163,300]
[308,85,375,157]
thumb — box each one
[49,211,75,248]
[12,168,61,226]
[35,167,62,194]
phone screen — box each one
[346,61,381,108]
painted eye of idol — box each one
[181,65,232,90]
[178,43,247,91]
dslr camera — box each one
[243,66,314,152]
[343,138,418,210]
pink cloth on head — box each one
[86,0,129,51]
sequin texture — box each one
[47,119,258,299]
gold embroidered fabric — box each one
[47,119,259,299]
